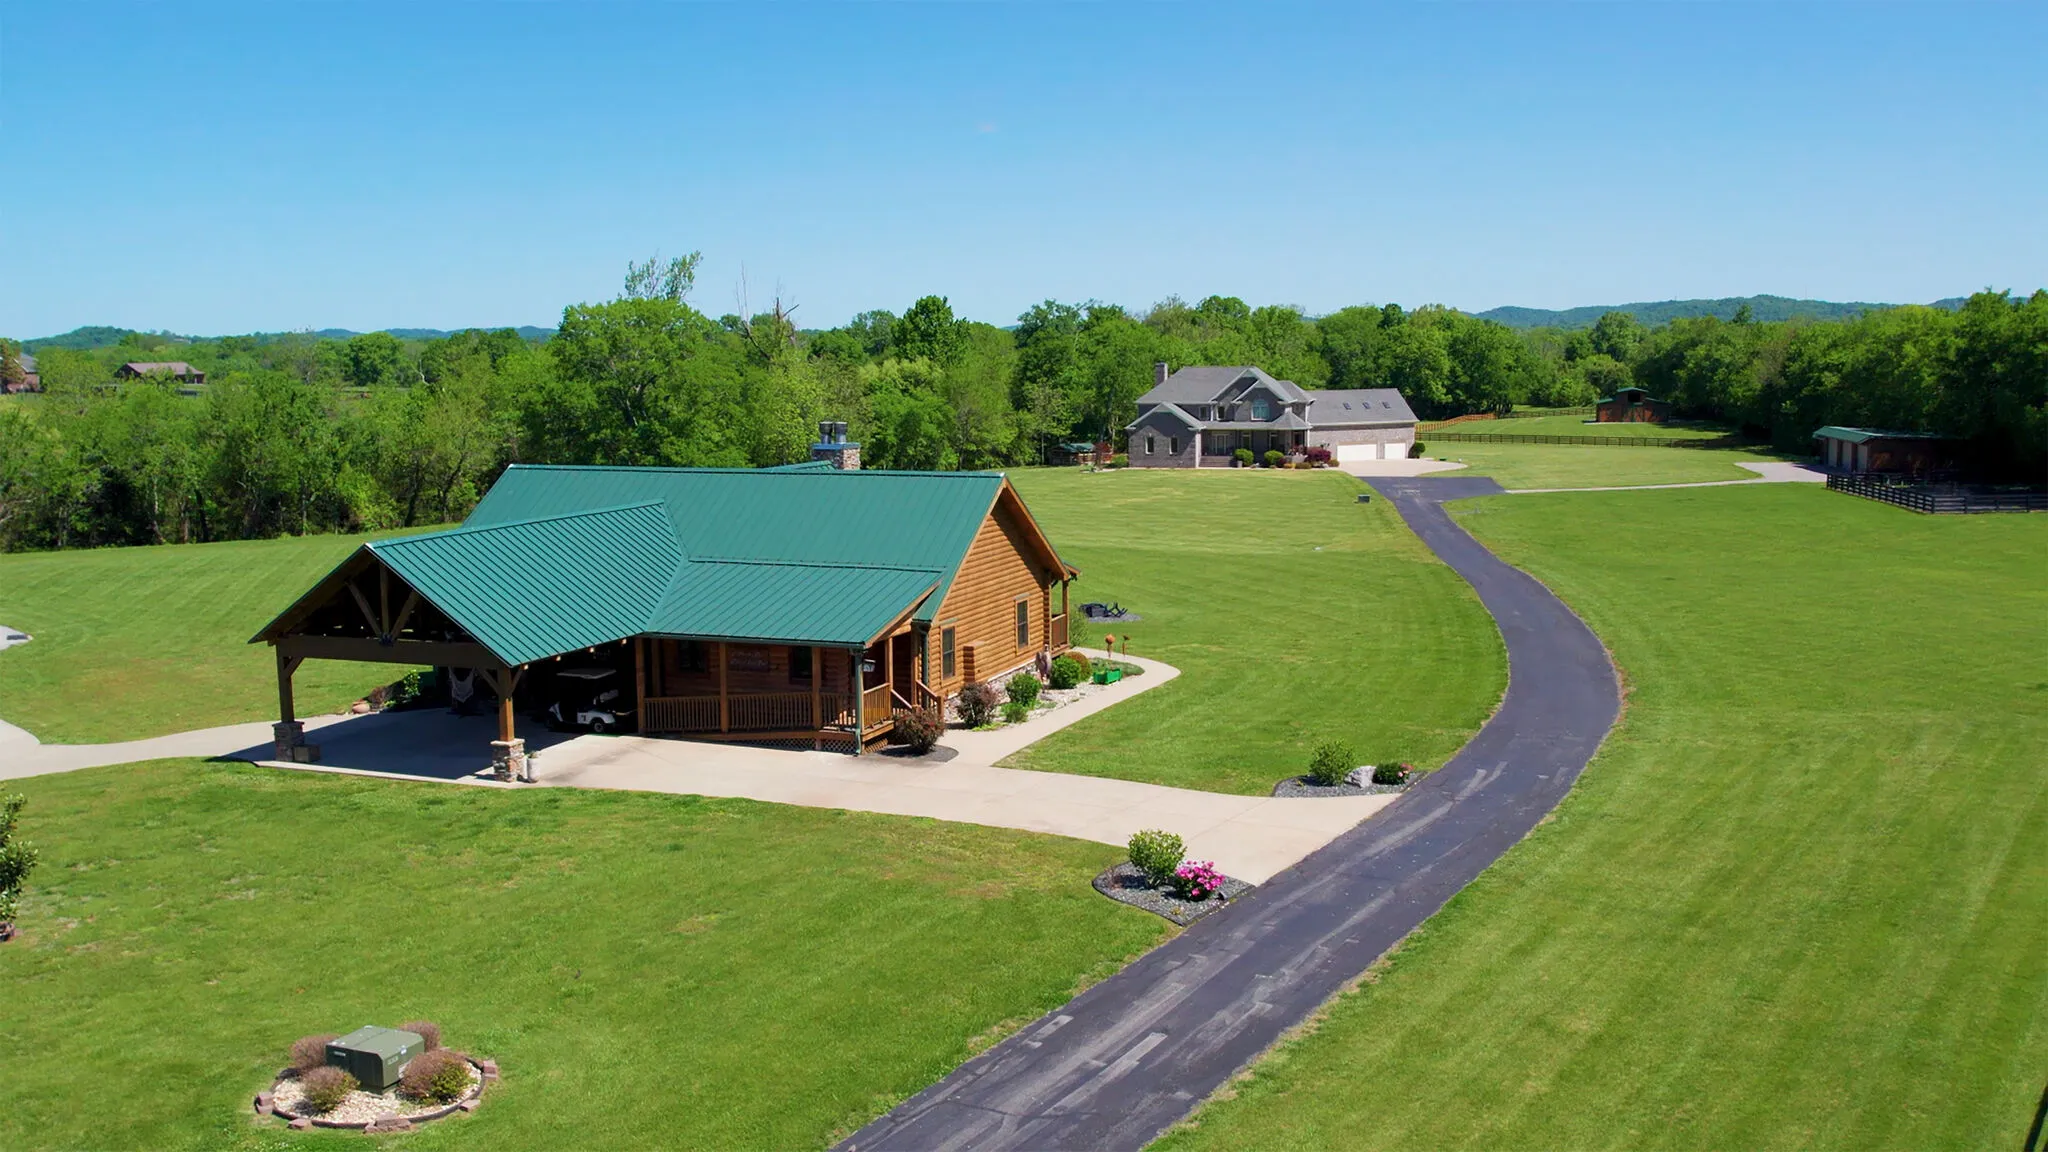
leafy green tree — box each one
[1589,311,1645,363]
[894,296,966,365]
[341,332,411,389]
[623,251,702,302]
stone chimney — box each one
[810,420,861,470]
[1154,361,1170,387]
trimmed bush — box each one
[1306,741,1354,787]
[1066,651,1093,680]
[891,707,942,754]
[0,793,38,926]
[398,1048,471,1103]
[1304,446,1333,467]
[1172,860,1226,902]
[1000,699,1031,725]
[1006,673,1042,708]
[1046,655,1084,690]
[400,1019,441,1052]
[1128,829,1185,888]
[1233,447,1254,467]
[289,1033,338,1073]
[956,682,1003,727]
[1111,453,1129,468]
[1263,449,1285,468]
[1372,761,1414,786]
[1409,441,1426,458]
[299,1065,358,1113]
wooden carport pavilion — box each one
[253,461,1078,775]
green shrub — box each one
[1128,829,1185,887]
[1306,741,1354,787]
[298,1065,358,1113]
[1111,453,1129,468]
[400,1019,441,1052]
[1233,447,1254,467]
[1046,655,1084,690]
[398,1048,471,1103]
[1001,699,1031,725]
[1006,673,1042,707]
[1372,761,1414,786]
[1263,449,1285,468]
[1066,651,1092,680]
[288,1033,337,1073]
[891,707,942,754]
[1409,441,1425,458]
[0,794,39,925]
[956,682,1003,727]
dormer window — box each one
[1251,399,1271,420]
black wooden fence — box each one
[1826,472,2048,514]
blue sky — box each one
[2,2,2043,337]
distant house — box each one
[1814,426,1951,474]
[1046,441,1104,467]
[253,431,1080,771]
[1124,364,1418,467]
[2,351,39,394]
[1595,386,1671,423]
[117,361,206,386]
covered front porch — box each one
[636,626,940,751]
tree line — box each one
[0,257,2040,553]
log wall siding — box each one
[652,640,853,697]
[926,499,1060,696]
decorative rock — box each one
[365,1116,413,1133]
[254,1091,274,1116]
[289,1117,313,1131]
[1344,766,1371,788]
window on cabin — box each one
[789,645,812,684]
[941,627,957,679]
[1015,598,1030,648]
[678,640,709,672]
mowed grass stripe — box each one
[1000,467,1504,796]
[1155,485,2047,1150]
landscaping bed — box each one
[266,1057,486,1130]
[1092,862,1251,926]
[1272,774,1410,798]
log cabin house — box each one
[252,444,1078,772]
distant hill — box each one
[23,324,553,351]
[1473,294,1965,330]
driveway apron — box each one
[840,474,1621,1152]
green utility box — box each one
[1092,667,1122,685]
[326,1026,425,1091]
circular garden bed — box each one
[255,1023,496,1133]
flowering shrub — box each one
[1047,655,1085,690]
[956,682,1003,727]
[1172,860,1226,902]
[1128,829,1185,887]
[299,1066,358,1113]
[1372,761,1414,786]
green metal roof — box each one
[1812,425,1948,444]
[258,464,1071,667]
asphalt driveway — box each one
[840,474,1621,1152]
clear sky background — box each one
[2,1,2043,337]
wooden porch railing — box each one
[862,684,892,728]
[646,692,855,734]
[1049,612,1069,652]
[892,680,943,716]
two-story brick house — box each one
[1124,363,1418,467]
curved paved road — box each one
[840,475,1621,1152]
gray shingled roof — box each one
[1304,389,1417,426]
[1135,365,1307,406]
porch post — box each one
[633,637,646,733]
[717,641,729,734]
[273,649,306,759]
[810,645,822,750]
[850,646,865,756]
[490,666,526,782]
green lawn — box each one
[0,759,1164,1151]
[1157,485,2048,1151]
[1481,414,1734,439]
[0,531,435,743]
[1423,440,1781,489]
[1003,467,1504,795]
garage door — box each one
[1333,443,1374,463]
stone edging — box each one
[255,1056,497,1131]
[1270,774,1411,799]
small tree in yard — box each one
[0,794,39,935]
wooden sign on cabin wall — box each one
[726,645,772,673]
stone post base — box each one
[272,720,306,760]
[490,739,527,782]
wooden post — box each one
[633,637,646,733]
[717,641,729,734]
[276,649,301,722]
[850,646,865,756]
[810,644,822,750]
[496,671,516,744]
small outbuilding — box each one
[1595,386,1671,424]
[116,361,207,386]
[1813,426,1952,474]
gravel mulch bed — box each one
[269,1061,482,1128]
[1093,862,1252,926]
[1271,774,1412,798]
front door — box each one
[892,633,917,700]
